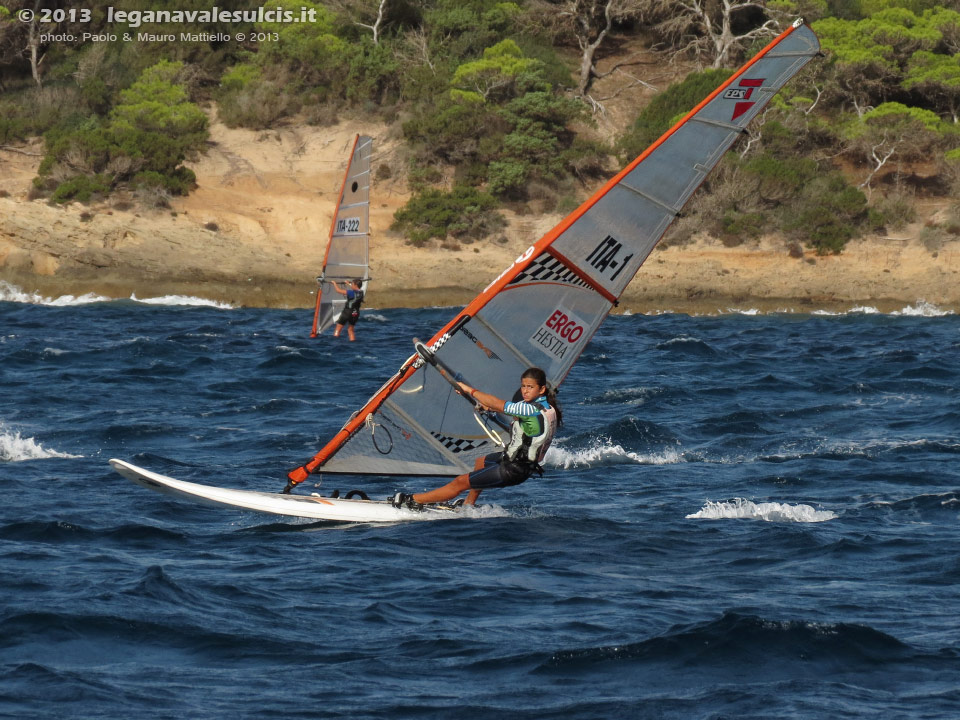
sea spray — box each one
[686,498,837,522]
[0,426,81,461]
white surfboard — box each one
[109,459,459,523]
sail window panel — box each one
[381,358,499,468]
[550,185,677,298]
[430,325,533,405]
[336,184,370,211]
[325,236,370,276]
[321,402,475,476]
[315,281,342,331]
[478,282,611,382]
[625,122,738,210]
[341,137,372,205]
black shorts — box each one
[337,308,360,326]
[467,452,530,490]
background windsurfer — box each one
[392,368,562,509]
[331,280,364,341]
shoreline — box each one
[3,272,956,316]
[3,121,959,318]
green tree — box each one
[450,38,544,102]
[782,173,867,254]
[904,50,960,123]
[36,60,208,200]
[857,0,942,15]
[391,185,505,245]
[813,8,959,115]
[844,101,948,188]
[109,60,208,179]
[256,0,347,74]
[252,0,351,105]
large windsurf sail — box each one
[310,135,372,337]
[287,21,820,484]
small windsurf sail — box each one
[310,135,372,337]
[288,21,820,484]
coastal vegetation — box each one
[0,0,958,254]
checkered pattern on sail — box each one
[509,253,592,290]
[430,432,492,454]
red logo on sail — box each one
[530,307,587,360]
[545,310,584,342]
[724,78,764,121]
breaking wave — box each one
[129,293,233,309]
[892,300,953,317]
[546,439,682,468]
[0,281,110,306]
[813,301,953,317]
[0,281,232,308]
[686,497,837,522]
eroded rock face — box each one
[2,119,959,312]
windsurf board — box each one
[109,459,458,523]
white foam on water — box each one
[0,282,233,308]
[130,293,233,309]
[892,300,953,317]
[0,426,82,461]
[546,440,682,469]
[0,281,110,306]
[686,498,836,522]
[814,301,952,317]
[446,503,513,520]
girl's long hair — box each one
[521,367,563,426]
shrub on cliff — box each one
[35,60,208,203]
[50,174,112,204]
[400,37,593,214]
[391,185,505,246]
[781,174,868,254]
[218,65,299,129]
[109,60,208,176]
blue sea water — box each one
[1,284,959,719]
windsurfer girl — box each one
[331,279,364,341]
[392,367,561,509]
